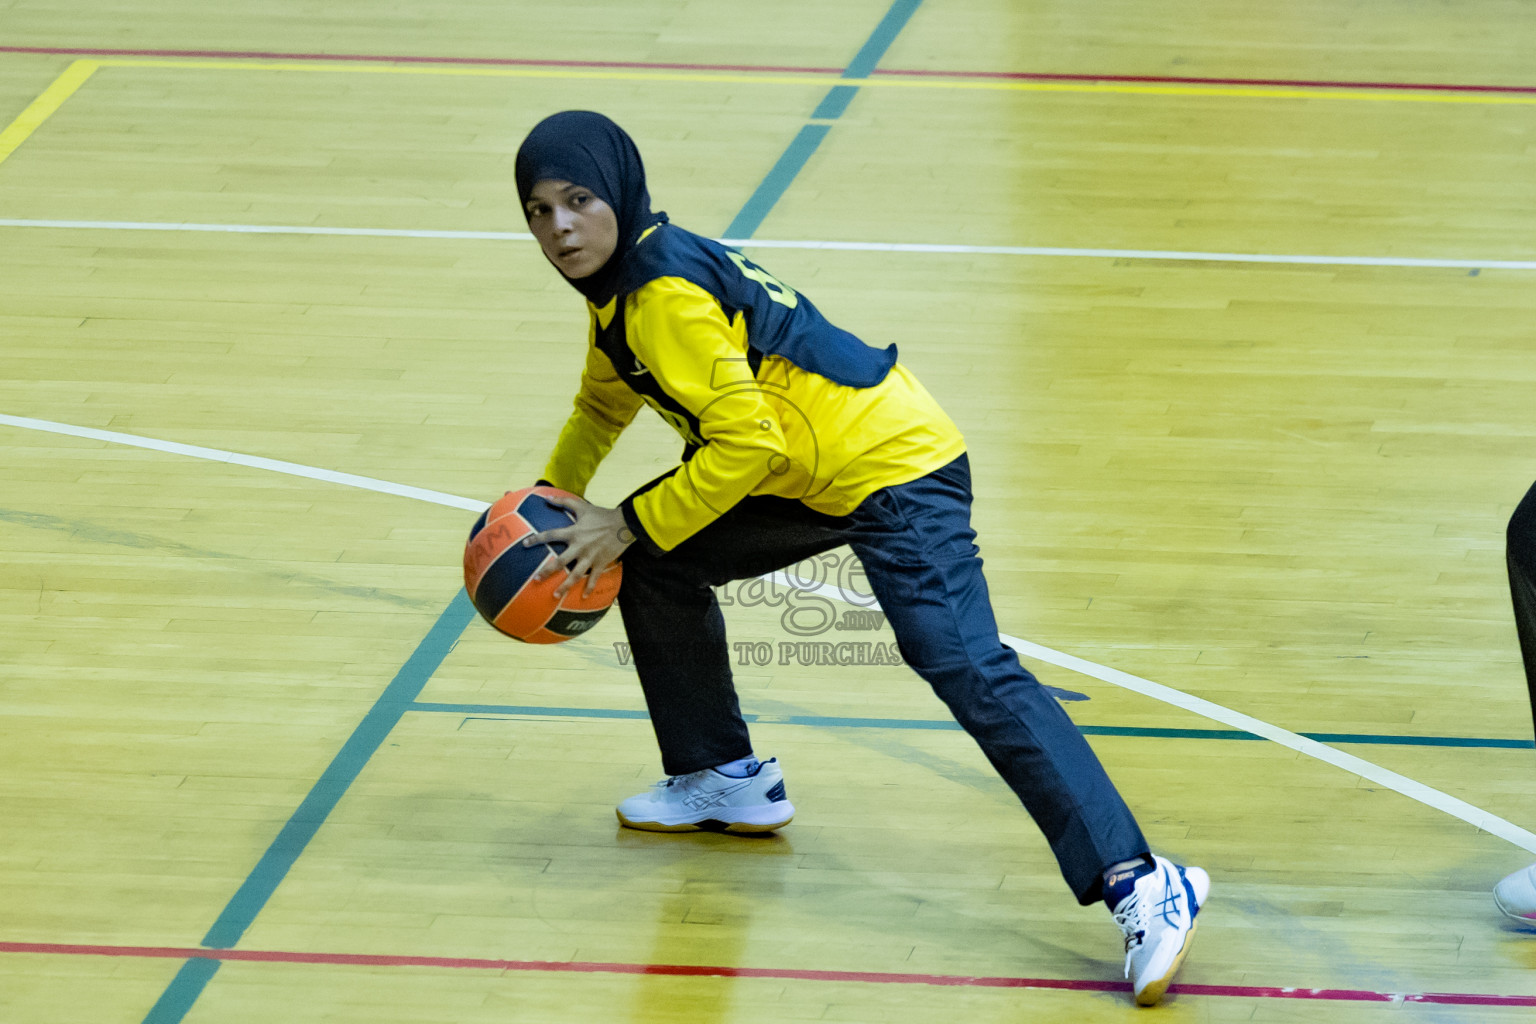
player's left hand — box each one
[522,494,634,599]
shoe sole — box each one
[616,806,795,834]
[1493,891,1536,926]
[1134,917,1197,1007]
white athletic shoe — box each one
[616,758,795,834]
[1494,862,1536,925]
[1111,855,1210,1007]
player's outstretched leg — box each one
[848,455,1208,1004]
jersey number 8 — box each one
[728,252,799,309]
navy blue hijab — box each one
[515,111,668,304]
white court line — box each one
[0,413,486,512]
[6,411,1535,854]
[729,240,1536,270]
[0,218,530,241]
[2,217,1535,270]
[775,568,1536,854]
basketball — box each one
[463,485,622,643]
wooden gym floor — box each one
[2,1,1536,1021]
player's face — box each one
[524,179,619,280]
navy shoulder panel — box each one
[617,225,897,389]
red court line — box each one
[2,45,1535,95]
[3,940,1535,1007]
[873,67,1536,95]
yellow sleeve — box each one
[618,277,789,552]
[541,314,645,497]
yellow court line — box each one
[91,57,1536,106]
[94,57,840,85]
[0,59,99,166]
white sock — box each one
[713,755,759,777]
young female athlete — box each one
[513,109,1208,1005]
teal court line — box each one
[136,2,929,1021]
[140,592,477,1023]
[723,0,922,239]
[416,702,1535,750]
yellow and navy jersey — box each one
[541,223,966,553]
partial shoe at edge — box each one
[1495,862,1536,925]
